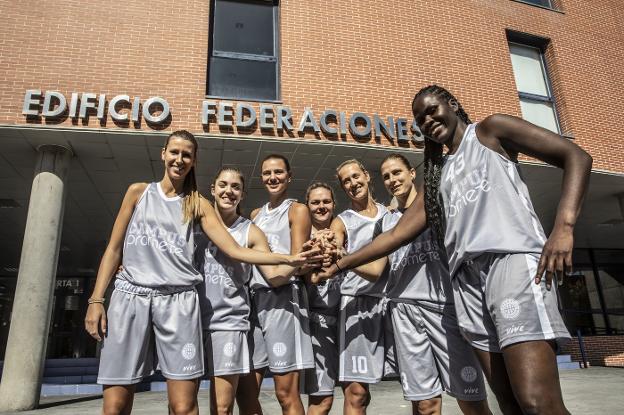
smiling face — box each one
[261,157,290,196]
[412,93,460,146]
[211,170,244,213]
[381,158,415,198]
[161,136,196,181]
[337,162,370,202]
[307,187,335,225]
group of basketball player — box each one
[85,85,593,415]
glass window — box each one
[208,0,279,101]
[508,42,560,133]
[213,0,275,56]
[209,57,278,101]
[520,0,553,7]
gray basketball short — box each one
[338,295,390,383]
[452,253,571,353]
[204,330,250,376]
[97,280,204,384]
[252,283,314,373]
[248,316,269,370]
[303,311,339,396]
[390,301,487,401]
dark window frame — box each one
[206,0,281,103]
[506,30,562,134]
[510,0,562,13]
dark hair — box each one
[305,181,336,205]
[213,166,245,215]
[262,154,291,173]
[380,153,413,170]
[411,85,472,247]
[164,130,200,224]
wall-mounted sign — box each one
[22,90,170,124]
[201,101,424,143]
[21,90,424,144]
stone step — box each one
[557,354,572,363]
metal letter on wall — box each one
[276,106,294,131]
[297,108,321,134]
[109,95,131,121]
[373,115,396,140]
[79,93,97,118]
[259,105,274,129]
[218,102,234,127]
[42,91,67,118]
[320,110,339,135]
[202,100,217,125]
[349,112,372,139]
[142,97,170,124]
[236,103,256,128]
[22,90,41,116]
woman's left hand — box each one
[535,224,574,290]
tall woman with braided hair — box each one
[319,85,593,414]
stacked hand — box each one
[303,230,343,283]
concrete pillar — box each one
[0,145,72,411]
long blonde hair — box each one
[164,130,201,224]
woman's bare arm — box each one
[85,182,147,341]
[478,114,592,288]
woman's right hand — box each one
[85,303,107,341]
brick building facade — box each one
[0,0,623,404]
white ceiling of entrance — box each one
[0,126,623,277]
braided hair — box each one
[411,85,472,248]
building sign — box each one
[22,90,424,144]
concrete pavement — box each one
[3,367,623,414]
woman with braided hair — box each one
[318,85,593,414]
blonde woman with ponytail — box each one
[85,131,318,415]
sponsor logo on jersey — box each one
[272,342,288,357]
[224,361,235,368]
[505,324,526,335]
[126,222,186,256]
[500,298,521,320]
[181,343,197,360]
[460,366,478,383]
[444,156,492,218]
[223,342,237,357]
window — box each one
[517,0,553,7]
[207,0,279,101]
[508,40,560,133]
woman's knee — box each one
[344,383,370,408]
[168,398,198,415]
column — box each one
[0,144,72,411]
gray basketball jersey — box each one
[249,198,296,289]
[383,211,452,306]
[440,123,547,276]
[117,182,201,288]
[196,216,253,331]
[338,203,388,297]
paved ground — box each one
[4,367,623,414]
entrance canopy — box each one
[0,125,623,278]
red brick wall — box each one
[0,0,622,171]
[562,335,624,367]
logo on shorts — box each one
[181,343,197,360]
[223,342,237,357]
[500,298,521,320]
[272,342,287,357]
[460,366,478,383]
